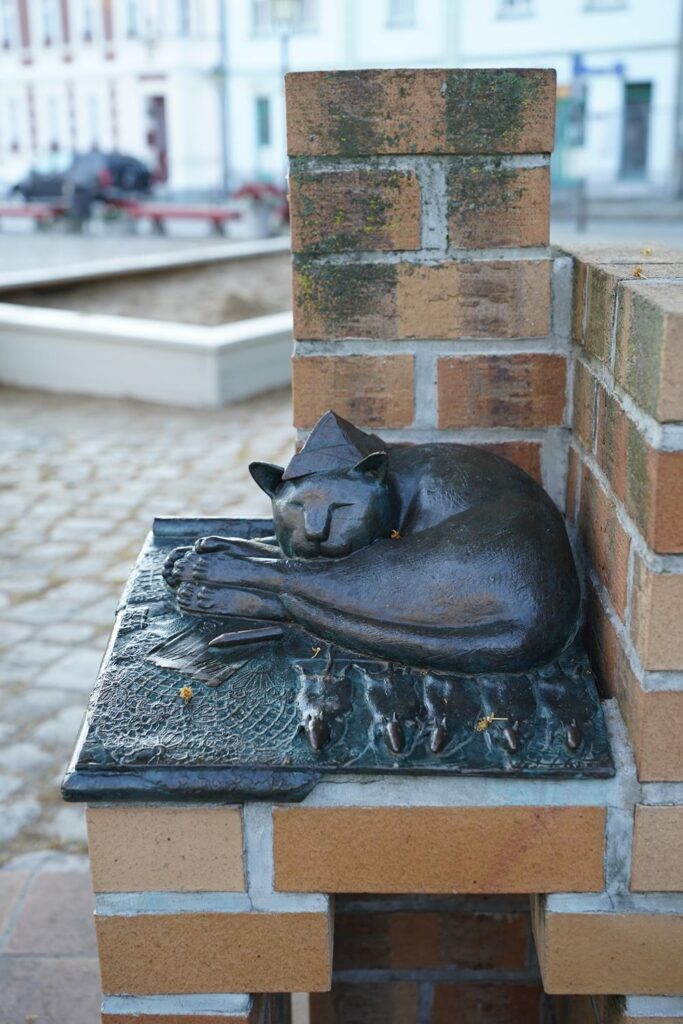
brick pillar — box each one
[286,68,567,502]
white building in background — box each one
[0,0,682,196]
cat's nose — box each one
[303,506,330,541]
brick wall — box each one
[309,895,549,1024]
[286,69,569,505]
[568,250,683,783]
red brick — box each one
[586,584,683,781]
[310,983,418,1024]
[477,441,543,482]
[432,982,546,1024]
[290,167,421,253]
[595,387,629,503]
[292,259,552,340]
[573,361,596,450]
[630,553,683,671]
[615,280,683,422]
[578,465,630,620]
[292,354,414,429]
[625,428,683,553]
[334,909,528,971]
[438,354,566,429]
[286,69,556,156]
[448,163,549,248]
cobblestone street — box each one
[0,385,293,866]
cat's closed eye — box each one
[330,502,354,510]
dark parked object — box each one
[10,151,152,202]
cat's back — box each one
[387,442,554,531]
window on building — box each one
[498,0,534,17]
[387,0,415,27]
[82,0,96,41]
[256,96,271,147]
[87,94,100,147]
[126,0,138,36]
[41,0,60,44]
[251,0,316,35]
[178,0,191,36]
[1,0,16,47]
[621,82,651,179]
[568,83,587,146]
[7,96,21,150]
[47,94,60,149]
[585,0,626,10]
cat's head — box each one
[249,452,393,558]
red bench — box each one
[113,200,242,236]
[0,201,66,227]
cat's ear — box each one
[249,462,285,497]
[354,451,389,483]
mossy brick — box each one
[615,280,683,422]
[292,354,414,429]
[572,361,596,451]
[586,583,683,781]
[447,161,549,248]
[286,69,556,156]
[578,464,630,621]
[437,353,566,429]
[289,166,421,254]
[630,553,683,671]
[595,386,629,503]
[625,425,683,554]
[575,260,683,362]
[292,258,551,340]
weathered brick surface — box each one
[96,910,332,994]
[578,465,631,620]
[447,162,549,248]
[87,806,245,893]
[286,69,556,156]
[310,983,419,1024]
[432,982,546,1024]
[573,360,597,450]
[595,386,629,503]
[566,446,579,520]
[532,901,683,994]
[574,261,683,362]
[438,354,566,429]
[292,354,414,429]
[615,281,683,422]
[624,433,683,554]
[334,907,528,971]
[274,806,606,893]
[586,584,683,781]
[631,805,683,891]
[476,440,542,482]
[292,259,552,340]
[289,167,421,253]
[630,554,683,671]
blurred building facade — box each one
[0,0,682,196]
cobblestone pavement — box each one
[0,385,293,1020]
[0,385,293,868]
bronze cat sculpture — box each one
[163,411,581,674]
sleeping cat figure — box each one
[163,411,581,674]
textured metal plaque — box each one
[62,517,613,803]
